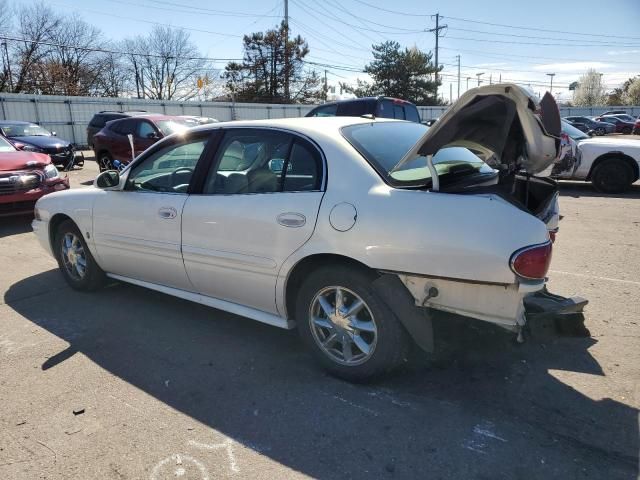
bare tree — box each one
[0,0,14,91]
[125,26,205,101]
[12,1,62,93]
[573,69,606,106]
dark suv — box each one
[92,115,197,171]
[86,111,147,150]
[306,97,421,122]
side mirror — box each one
[95,170,120,189]
[146,132,159,139]
[51,131,57,137]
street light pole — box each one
[476,72,484,86]
[546,73,555,93]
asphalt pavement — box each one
[0,157,638,479]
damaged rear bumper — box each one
[374,273,589,353]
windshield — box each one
[561,119,589,141]
[0,135,15,152]
[155,119,196,136]
[0,123,51,137]
[341,121,495,187]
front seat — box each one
[246,166,278,193]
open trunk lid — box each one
[394,84,561,177]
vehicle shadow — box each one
[0,214,33,238]
[558,180,640,199]
[4,271,639,479]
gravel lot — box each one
[1,156,638,479]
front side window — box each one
[309,104,337,117]
[125,137,208,193]
[0,135,16,152]
[204,130,322,194]
[137,121,157,138]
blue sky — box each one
[47,0,640,101]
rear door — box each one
[110,119,138,162]
[181,128,325,314]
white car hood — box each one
[395,84,561,175]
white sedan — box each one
[553,120,640,193]
[33,84,585,380]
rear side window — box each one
[89,115,106,128]
[309,104,337,117]
[111,119,136,135]
[282,142,322,192]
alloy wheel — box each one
[309,286,378,366]
[61,232,87,281]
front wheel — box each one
[621,127,632,135]
[591,158,634,194]
[596,127,605,136]
[296,266,410,381]
[54,220,106,291]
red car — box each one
[594,115,635,134]
[92,115,197,171]
[0,134,69,216]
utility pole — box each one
[427,13,447,98]
[476,72,484,86]
[324,69,328,102]
[1,41,13,91]
[284,0,290,102]
[489,73,492,85]
[546,73,555,93]
[449,83,453,104]
[466,76,470,90]
[456,54,460,99]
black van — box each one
[306,97,421,122]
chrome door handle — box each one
[277,212,306,228]
[158,207,177,219]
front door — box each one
[181,128,325,314]
[92,133,211,290]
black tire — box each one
[621,126,632,135]
[54,220,106,291]
[596,127,605,136]
[591,158,634,194]
[296,266,410,382]
[97,151,113,172]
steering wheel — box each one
[171,167,194,193]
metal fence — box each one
[0,92,638,148]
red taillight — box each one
[510,241,553,280]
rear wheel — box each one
[591,158,634,194]
[296,266,409,381]
[622,126,632,134]
[54,220,106,291]
[97,151,113,172]
[596,127,605,136]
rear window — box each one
[337,99,376,116]
[405,106,420,122]
[341,121,494,187]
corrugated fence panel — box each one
[0,92,638,147]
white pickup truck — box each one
[554,120,640,193]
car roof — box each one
[313,97,416,108]
[108,114,185,123]
[189,116,402,138]
[0,120,34,125]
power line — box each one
[447,26,640,45]
[445,35,640,48]
[349,0,433,17]
[0,34,243,62]
[127,0,283,17]
[443,15,640,41]
[324,0,425,32]
[438,46,640,66]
